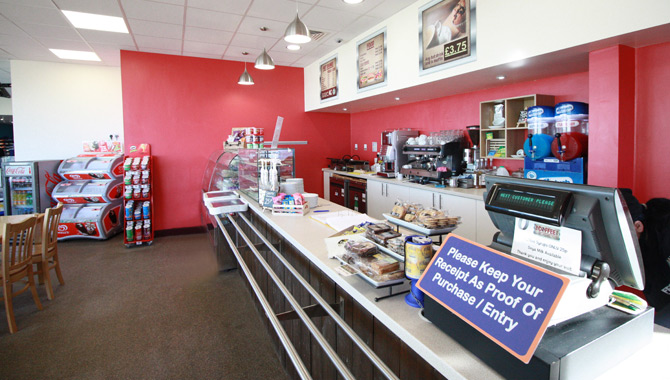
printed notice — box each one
[416,235,568,363]
[357,31,385,90]
[320,57,338,100]
[511,218,582,275]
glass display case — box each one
[237,148,295,202]
[201,149,240,272]
[201,149,239,192]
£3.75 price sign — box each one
[417,235,568,363]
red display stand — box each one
[123,143,154,247]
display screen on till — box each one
[485,183,572,226]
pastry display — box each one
[344,240,377,257]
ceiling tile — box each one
[367,0,415,19]
[317,0,378,14]
[0,4,70,27]
[236,17,288,39]
[0,18,31,36]
[182,40,225,55]
[185,8,242,32]
[0,0,54,8]
[347,15,383,38]
[223,47,262,61]
[128,19,183,39]
[184,26,233,45]
[247,0,312,24]
[36,36,90,51]
[18,22,82,40]
[145,0,185,5]
[229,33,279,50]
[77,29,135,45]
[120,0,184,25]
[53,0,123,17]
[188,0,251,15]
[302,6,360,32]
[135,34,182,50]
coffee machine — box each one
[377,129,419,177]
[400,141,465,184]
[463,125,480,173]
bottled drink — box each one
[26,192,32,206]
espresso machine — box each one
[377,129,418,177]
[400,141,465,184]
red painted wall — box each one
[634,42,670,202]
[350,72,589,173]
[121,51,350,231]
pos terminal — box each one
[422,176,654,380]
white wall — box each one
[0,97,11,114]
[304,0,670,111]
[11,60,123,161]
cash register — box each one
[423,176,654,380]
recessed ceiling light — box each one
[343,0,364,4]
[287,44,300,51]
[62,10,128,33]
[50,49,101,61]
[395,97,400,101]
[496,75,506,80]
[343,108,348,111]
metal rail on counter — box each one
[216,212,400,380]
[215,214,311,379]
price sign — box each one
[420,0,475,72]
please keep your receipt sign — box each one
[417,235,568,363]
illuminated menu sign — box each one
[320,57,338,101]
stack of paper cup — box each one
[302,193,318,209]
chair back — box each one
[42,203,64,260]
[2,216,37,279]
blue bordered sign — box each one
[417,235,568,363]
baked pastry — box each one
[344,240,377,257]
[367,223,391,234]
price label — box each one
[443,38,469,60]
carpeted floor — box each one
[0,233,288,380]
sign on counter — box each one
[511,218,582,276]
[417,235,568,363]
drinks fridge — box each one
[2,160,63,215]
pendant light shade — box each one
[254,48,275,70]
[238,62,254,85]
[284,13,311,44]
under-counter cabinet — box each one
[366,179,409,219]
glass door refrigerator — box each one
[2,160,63,215]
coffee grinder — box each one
[464,125,480,172]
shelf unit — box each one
[123,143,154,247]
[480,94,555,159]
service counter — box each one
[216,192,670,380]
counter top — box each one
[235,192,670,380]
[323,168,487,201]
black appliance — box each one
[327,155,369,172]
[329,174,367,213]
[400,141,465,184]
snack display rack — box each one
[123,143,154,247]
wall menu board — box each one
[420,0,476,73]
[320,56,338,101]
[357,29,387,91]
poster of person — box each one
[357,30,387,91]
[320,56,338,101]
[420,0,475,72]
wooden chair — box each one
[1,216,42,334]
[32,203,64,300]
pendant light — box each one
[254,48,275,70]
[238,61,254,85]
[284,1,311,44]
